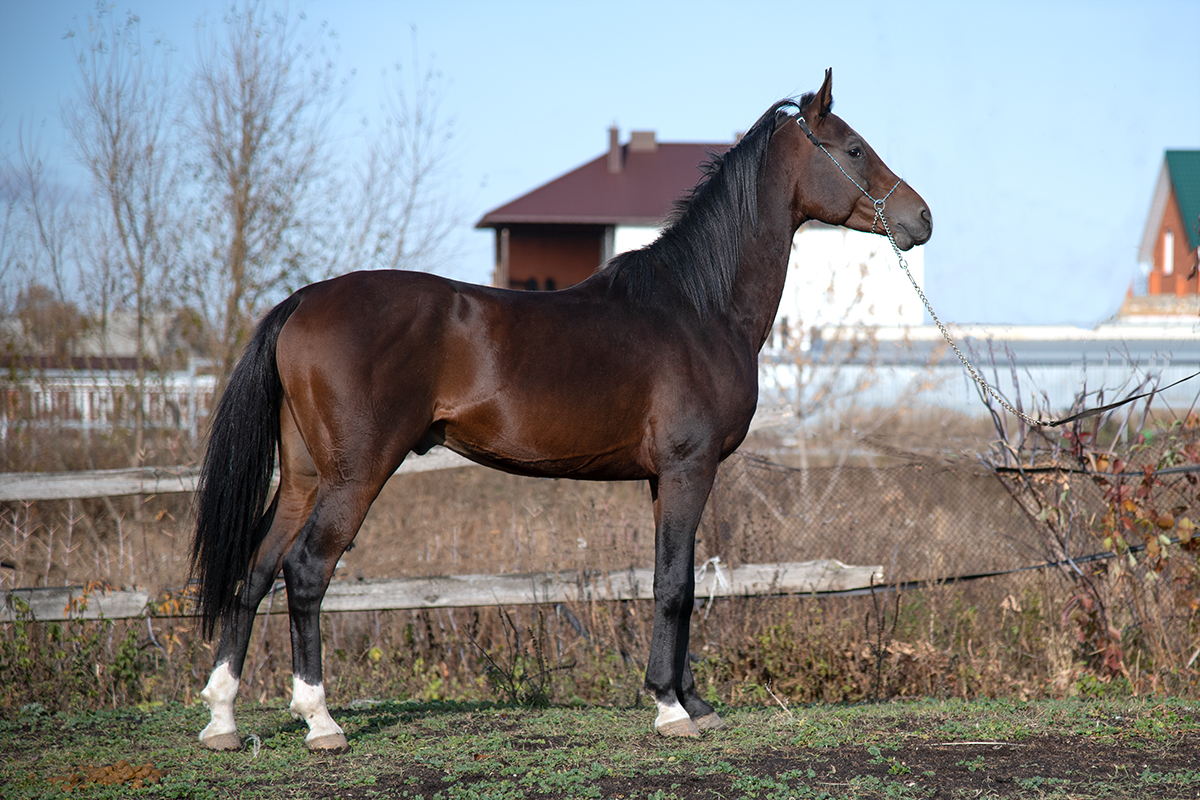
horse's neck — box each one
[727,184,796,353]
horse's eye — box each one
[848,147,863,158]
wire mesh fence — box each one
[3,420,1196,607]
[697,453,1041,584]
[0,445,1113,598]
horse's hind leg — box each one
[681,657,728,731]
[198,481,317,749]
[199,413,319,750]
[198,560,273,750]
[280,480,381,752]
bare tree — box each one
[14,283,83,359]
[183,0,342,379]
[61,5,181,465]
[16,123,79,308]
[335,36,464,275]
[0,124,71,319]
[0,148,23,316]
[5,130,83,361]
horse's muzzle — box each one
[895,206,933,250]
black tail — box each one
[191,292,305,638]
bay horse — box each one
[191,69,932,751]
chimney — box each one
[607,125,622,174]
[628,130,657,153]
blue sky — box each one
[2,0,1197,327]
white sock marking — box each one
[199,662,240,741]
[654,692,690,728]
[289,678,345,741]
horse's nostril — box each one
[921,208,932,224]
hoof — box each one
[694,712,729,732]
[655,717,700,738]
[307,733,350,753]
[200,732,243,751]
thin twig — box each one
[763,681,794,719]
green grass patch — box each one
[1,697,1198,798]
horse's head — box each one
[781,69,932,251]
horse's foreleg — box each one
[644,467,722,737]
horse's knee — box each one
[653,584,694,621]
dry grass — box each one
[2,407,1198,716]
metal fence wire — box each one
[697,453,1044,585]
[3,433,1197,599]
[693,411,1200,593]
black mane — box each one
[597,98,802,318]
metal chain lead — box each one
[875,215,1048,427]
[799,117,1049,427]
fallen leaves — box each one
[48,760,162,791]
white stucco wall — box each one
[777,222,925,332]
[612,225,660,256]
[613,221,925,333]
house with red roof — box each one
[476,128,728,291]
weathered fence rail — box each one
[1,559,881,622]
[0,465,204,502]
[0,405,795,502]
[0,448,472,502]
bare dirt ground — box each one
[358,736,1200,799]
[6,699,1197,800]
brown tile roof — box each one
[476,139,731,228]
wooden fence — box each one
[0,404,894,621]
[0,404,795,502]
[0,447,470,502]
[1,560,883,622]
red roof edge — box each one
[477,139,730,229]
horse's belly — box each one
[440,432,648,482]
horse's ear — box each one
[799,68,834,123]
[816,68,833,119]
